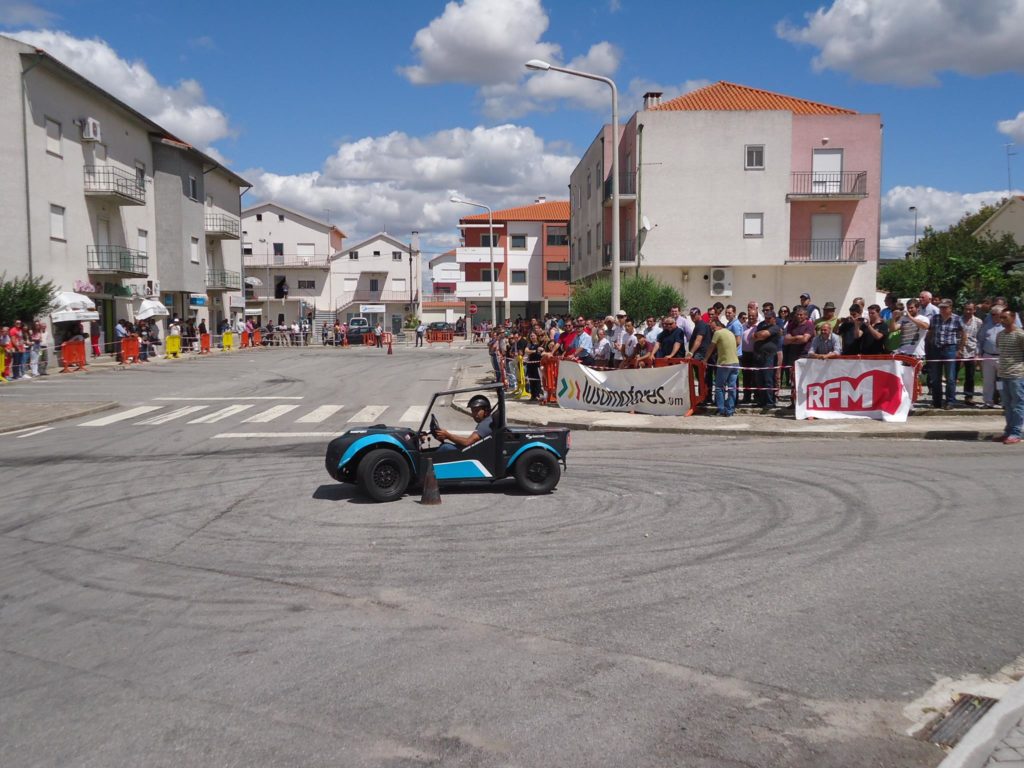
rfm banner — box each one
[794,358,917,422]
[556,360,696,416]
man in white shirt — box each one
[891,299,930,358]
[610,311,629,365]
[643,316,661,345]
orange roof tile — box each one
[652,81,856,115]
[462,200,569,223]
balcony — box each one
[334,289,419,312]
[788,172,868,201]
[603,171,637,204]
[602,239,638,267]
[86,245,148,277]
[422,293,465,307]
[206,269,242,290]
[455,246,505,264]
[83,165,146,206]
[455,281,506,299]
[243,254,329,268]
[788,239,866,263]
[205,213,240,240]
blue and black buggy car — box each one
[325,384,570,502]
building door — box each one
[810,213,843,261]
[812,149,843,194]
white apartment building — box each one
[241,202,344,326]
[334,232,421,333]
[0,33,249,345]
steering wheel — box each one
[430,414,441,437]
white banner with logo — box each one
[795,358,916,422]
[556,360,695,416]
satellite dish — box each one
[641,216,653,232]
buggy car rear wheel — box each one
[357,449,411,502]
[514,448,560,494]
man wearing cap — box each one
[925,299,966,409]
[799,293,821,323]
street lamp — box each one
[409,230,417,316]
[258,235,271,320]
[450,196,496,324]
[527,58,620,315]
[908,206,918,258]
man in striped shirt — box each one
[996,308,1024,444]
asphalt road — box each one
[2,347,1022,767]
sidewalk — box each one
[1,401,117,433]
[454,361,1008,441]
[939,677,1024,768]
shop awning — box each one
[244,308,264,316]
[50,291,100,323]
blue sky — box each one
[2,0,1022,259]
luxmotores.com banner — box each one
[795,358,916,422]
[556,360,694,416]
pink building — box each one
[569,82,882,310]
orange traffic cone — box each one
[420,458,441,505]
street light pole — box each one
[450,197,496,324]
[908,206,918,257]
[526,58,619,315]
[259,235,271,321]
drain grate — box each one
[925,693,1000,748]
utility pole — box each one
[1006,143,1017,198]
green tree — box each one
[878,204,1024,306]
[571,273,684,322]
[0,273,58,326]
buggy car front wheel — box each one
[357,449,411,502]
[514,448,560,494]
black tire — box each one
[514,448,561,494]
[357,449,411,502]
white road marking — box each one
[79,406,163,426]
[2,425,54,436]
[211,432,336,439]
[136,406,209,425]
[347,405,388,423]
[399,405,427,424]
[242,404,301,423]
[152,396,304,401]
[16,427,54,439]
[188,404,254,424]
[295,405,344,423]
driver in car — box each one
[433,394,494,452]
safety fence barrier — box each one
[0,347,7,383]
[60,339,88,373]
[539,356,559,404]
[165,335,182,358]
[223,331,234,351]
[120,336,141,365]
[253,329,262,347]
[364,333,377,347]
[200,333,211,354]
[426,329,454,345]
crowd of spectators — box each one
[481,291,1024,432]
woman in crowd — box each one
[524,331,543,400]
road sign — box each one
[469,303,478,315]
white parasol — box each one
[50,291,100,323]
[136,298,170,320]
[244,276,263,287]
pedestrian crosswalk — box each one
[74,401,434,432]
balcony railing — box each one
[205,213,240,239]
[788,171,868,199]
[788,239,866,263]
[603,170,637,200]
[455,246,505,263]
[602,239,638,267]
[422,293,465,306]
[243,254,329,268]
[83,165,146,205]
[86,245,148,277]
[455,281,506,299]
[206,269,242,290]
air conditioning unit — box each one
[301,257,310,266]
[709,267,733,297]
[81,117,102,142]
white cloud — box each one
[998,111,1024,143]
[9,30,233,151]
[879,185,1021,255]
[777,0,1024,85]
[243,124,577,253]
[0,1,56,27]
[623,77,710,113]
[400,0,561,86]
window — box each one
[190,237,200,263]
[546,262,570,281]
[586,229,592,256]
[372,250,381,257]
[137,229,148,254]
[273,242,284,265]
[242,243,253,256]
[256,213,263,221]
[745,145,764,170]
[136,162,146,189]
[510,234,527,249]
[479,233,497,247]
[369,278,380,291]
[297,280,315,290]
[511,270,527,284]
[480,269,495,282]
[392,251,403,261]
[45,118,61,156]
[348,250,359,260]
[393,278,406,293]
[49,204,65,240]
[188,175,198,200]
[546,226,568,246]
[278,213,285,222]
[743,213,764,238]
[587,171,592,199]
[596,223,601,253]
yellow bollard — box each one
[222,331,234,351]
[165,335,182,359]
[514,357,531,399]
[0,347,7,383]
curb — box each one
[0,401,118,434]
[938,676,1024,768]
